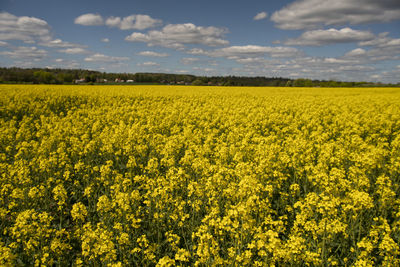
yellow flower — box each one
[156,256,175,267]
[52,184,67,210]
[71,202,87,222]
[175,248,191,262]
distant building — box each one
[74,78,85,84]
[126,80,134,83]
[96,78,108,83]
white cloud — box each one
[0,12,51,43]
[192,66,216,73]
[101,38,110,43]
[284,28,374,46]
[370,74,381,80]
[125,23,229,49]
[137,61,160,66]
[350,47,400,63]
[359,32,400,48]
[53,58,80,68]
[41,39,73,48]
[0,12,88,53]
[222,52,385,82]
[338,65,375,71]
[174,70,190,74]
[76,13,162,30]
[0,41,7,46]
[345,48,367,57]
[105,16,120,28]
[191,44,396,83]
[40,38,87,50]
[84,53,129,62]
[235,57,281,65]
[254,12,268,21]
[0,46,47,61]
[363,46,400,62]
[271,0,400,30]
[324,57,354,64]
[180,57,200,65]
[74,13,104,26]
[58,47,88,54]
[137,51,169,57]
[340,33,400,62]
[106,15,161,30]
[196,43,400,83]
[382,39,400,47]
[187,48,207,55]
[204,45,301,58]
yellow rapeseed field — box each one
[0,84,399,266]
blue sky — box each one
[1,0,400,83]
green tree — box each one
[57,73,74,83]
[34,71,56,84]
[192,79,204,86]
[327,80,339,87]
[293,78,313,87]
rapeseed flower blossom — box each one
[0,84,399,265]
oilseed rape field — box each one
[1,84,400,266]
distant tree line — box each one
[0,67,397,87]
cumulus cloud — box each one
[338,65,375,71]
[40,38,87,50]
[192,67,216,73]
[254,12,268,21]
[187,48,207,55]
[174,70,190,74]
[359,32,400,48]
[137,61,160,66]
[75,13,161,30]
[271,0,400,30]
[0,41,8,46]
[284,28,375,46]
[345,48,367,57]
[340,32,400,62]
[53,58,80,68]
[104,16,120,28]
[235,57,281,65]
[137,51,169,57]
[0,12,51,43]
[201,45,301,59]
[101,38,110,43]
[200,43,397,83]
[41,39,75,48]
[266,56,377,82]
[58,48,88,54]
[84,53,129,62]
[210,49,388,83]
[106,15,161,30]
[180,57,200,65]
[74,13,104,26]
[0,46,47,61]
[0,12,88,54]
[324,57,354,64]
[125,23,229,49]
